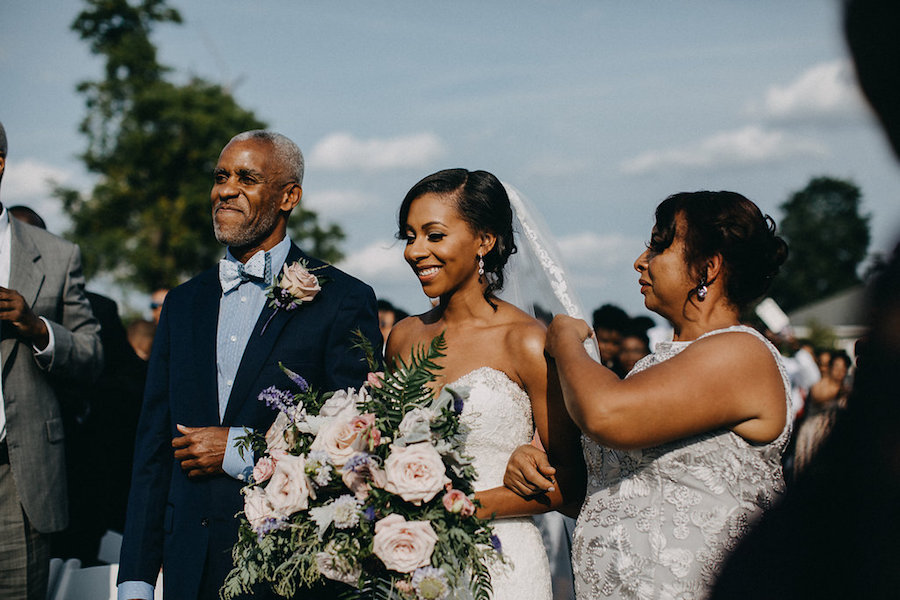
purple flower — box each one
[256,517,287,540]
[450,390,465,414]
[490,534,502,554]
[363,506,376,522]
[258,386,296,413]
[279,363,309,391]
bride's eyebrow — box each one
[422,220,446,228]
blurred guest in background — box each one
[590,303,628,377]
[793,351,851,475]
[126,319,156,362]
[376,298,408,350]
[9,207,146,565]
[0,121,103,599]
[616,318,651,376]
[149,288,168,324]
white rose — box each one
[280,262,321,302]
[395,408,434,445]
[266,454,315,516]
[320,388,365,418]
[265,412,293,454]
[372,513,438,573]
[383,442,451,505]
[243,486,277,531]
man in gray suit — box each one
[0,121,103,598]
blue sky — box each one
[3,1,899,321]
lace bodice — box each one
[573,326,792,600]
[451,367,536,490]
[448,367,552,600]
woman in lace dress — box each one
[510,191,790,599]
[386,169,585,600]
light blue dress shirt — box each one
[118,236,292,600]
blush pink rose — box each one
[442,489,476,517]
[243,487,277,531]
[280,262,320,302]
[266,454,315,516]
[372,513,438,573]
[383,442,451,506]
[366,372,384,389]
[311,413,369,467]
[253,456,276,483]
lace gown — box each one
[572,326,792,600]
[452,367,553,600]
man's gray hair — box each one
[0,121,7,158]
[230,130,304,185]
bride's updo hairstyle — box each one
[398,168,517,307]
[652,191,788,311]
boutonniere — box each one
[261,260,326,334]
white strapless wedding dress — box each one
[451,367,553,600]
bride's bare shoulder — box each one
[385,308,439,362]
[494,301,547,359]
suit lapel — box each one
[193,269,223,425]
[222,245,306,426]
[2,220,44,371]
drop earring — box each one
[477,254,485,282]
[696,276,708,301]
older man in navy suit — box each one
[118,131,381,599]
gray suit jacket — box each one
[1,217,103,533]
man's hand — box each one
[0,286,49,349]
[503,444,558,497]
[172,425,228,478]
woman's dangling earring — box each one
[477,254,485,283]
[696,276,708,301]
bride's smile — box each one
[402,191,492,299]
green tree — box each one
[770,176,870,312]
[58,0,343,292]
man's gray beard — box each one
[213,208,281,251]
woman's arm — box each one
[546,315,787,450]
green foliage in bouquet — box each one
[222,332,501,600]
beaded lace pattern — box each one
[573,326,792,600]
[450,367,553,600]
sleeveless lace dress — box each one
[572,326,792,600]
[451,367,553,600]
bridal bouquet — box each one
[222,333,500,600]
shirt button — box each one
[226,379,233,387]
[241,297,247,303]
[230,335,237,342]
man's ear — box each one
[281,183,302,212]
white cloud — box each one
[752,59,865,122]
[2,158,81,234]
[3,158,73,200]
[619,125,827,175]
[303,188,379,216]
[558,231,645,269]
[309,132,447,172]
[337,239,410,282]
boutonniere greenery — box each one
[261,260,327,333]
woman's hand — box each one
[545,315,593,358]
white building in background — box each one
[787,285,868,356]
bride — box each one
[385,169,584,600]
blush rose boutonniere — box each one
[261,259,325,334]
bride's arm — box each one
[476,324,586,519]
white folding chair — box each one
[52,562,116,600]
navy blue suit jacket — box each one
[118,245,381,598]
